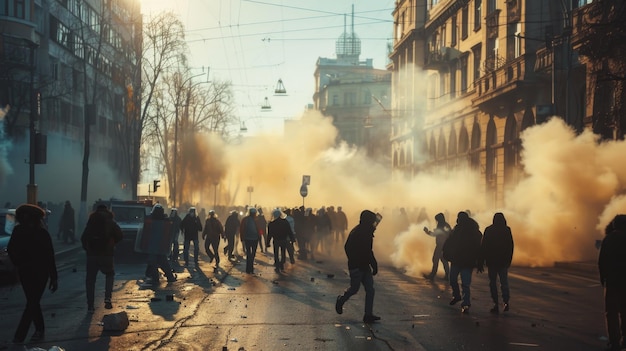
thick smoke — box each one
[186,110,626,273]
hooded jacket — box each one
[443,212,483,268]
[598,214,626,288]
[344,210,378,271]
[481,213,514,268]
[81,207,123,256]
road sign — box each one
[299,184,308,197]
[302,175,310,186]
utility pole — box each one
[26,40,38,205]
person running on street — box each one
[423,212,451,280]
[203,210,224,269]
[181,207,203,267]
[335,210,382,323]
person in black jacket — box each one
[598,214,626,351]
[481,212,514,314]
[335,210,382,323]
[58,200,75,243]
[223,210,240,260]
[81,204,123,311]
[203,210,224,268]
[7,204,58,343]
[144,204,177,284]
[267,208,295,273]
[181,207,203,267]
[442,211,483,314]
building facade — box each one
[312,26,392,161]
[0,0,142,205]
[390,0,594,208]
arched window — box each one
[470,121,481,169]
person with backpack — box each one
[81,204,123,312]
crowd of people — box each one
[4,200,625,351]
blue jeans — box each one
[340,267,375,315]
[183,238,199,265]
[488,266,510,304]
[449,264,473,307]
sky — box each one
[140,0,396,134]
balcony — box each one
[424,46,461,70]
[472,54,533,112]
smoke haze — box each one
[182,112,626,274]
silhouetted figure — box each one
[255,208,268,253]
[335,210,382,323]
[8,204,58,343]
[240,207,260,274]
[283,208,297,264]
[335,206,348,243]
[169,208,182,262]
[59,200,75,243]
[181,207,203,267]
[481,212,514,314]
[267,209,294,273]
[423,212,451,280]
[598,214,626,351]
[443,211,483,314]
[203,210,224,268]
[144,204,176,284]
[224,210,240,259]
[81,204,123,311]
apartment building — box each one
[389,0,591,207]
[0,0,142,204]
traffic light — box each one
[153,180,160,192]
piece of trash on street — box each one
[345,326,351,330]
[228,287,236,290]
[413,314,429,318]
[126,305,140,309]
[334,324,342,327]
[240,315,247,318]
[367,337,372,340]
[509,342,539,347]
[310,277,315,282]
[327,274,335,278]
[230,338,238,342]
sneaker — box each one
[104,299,113,309]
[449,297,462,305]
[503,303,510,312]
[461,305,470,314]
[335,296,344,314]
[490,304,499,314]
[30,330,45,342]
[422,273,434,281]
[363,314,381,323]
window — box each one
[474,0,482,31]
[461,6,468,39]
[15,0,26,19]
[460,55,468,93]
[450,61,457,99]
[514,22,521,58]
[472,44,482,82]
[332,95,339,106]
[364,91,372,105]
[451,16,457,47]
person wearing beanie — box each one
[335,209,382,323]
[7,204,58,343]
[266,208,295,273]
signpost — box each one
[300,175,310,207]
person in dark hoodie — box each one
[223,210,240,260]
[598,214,626,351]
[442,211,483,314]
[335,210,382,323]
[266,208,295,273]
[7,204,58,343]
[481,212,514,314]
[81,204,123,311]
[203,210,224,269]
